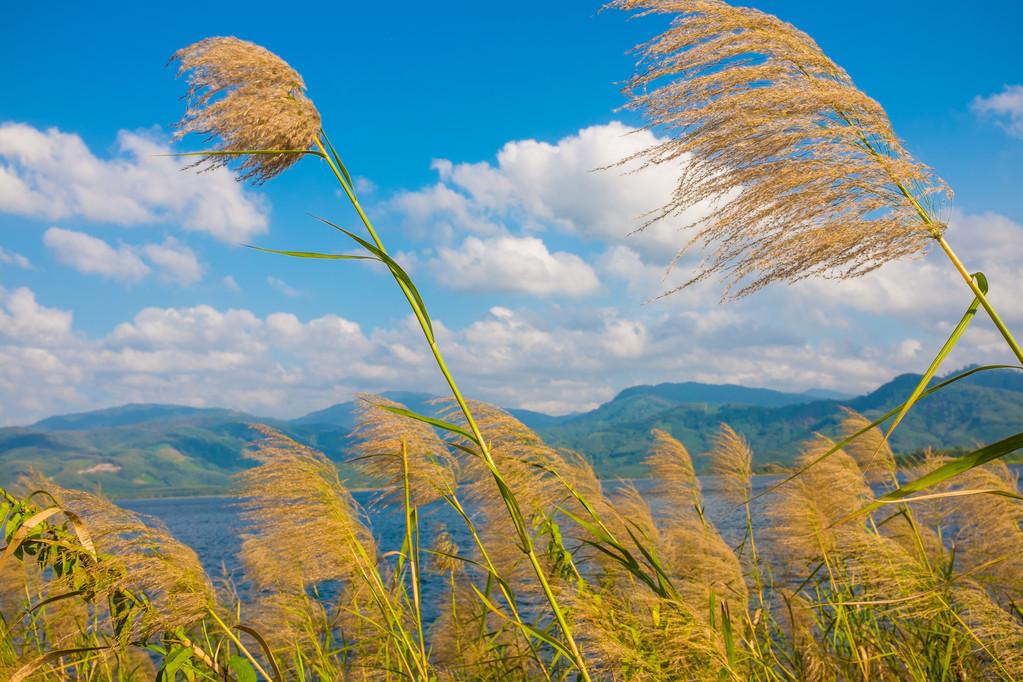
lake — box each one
[119,476,778,590]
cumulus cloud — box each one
[0,287,73,346]
[5,120,1022,426]
[43,227,205,285]
[1,280,1017,426]
[427,235,599,297]
[972,85,1023,137]
[141,237,204,285]
[0,123,268,241]
[389,122,710,256]
[44,227,150,282]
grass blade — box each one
[372,403,478,444]
[247,245,377,261]
[311,215,435,341]
[750,362,1022,503]
[841,430,1023,522]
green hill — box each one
[534,370,1023,476]
[1,371,1020,497]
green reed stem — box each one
[206,608,274,682]
[440,491,552,680]
[399,439,430,677]
[314,135,592,682]
[935,235,1023,365]
[824,87,1023,367]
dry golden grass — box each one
[36,479,213,643]
[768,436,872,570]
[645,427,701,513]
[172,36,321,182]
[610,0,949,297]
[708,423,754,505]
[4,413,1023,680]
[237,425,378,590]
[837,407,898,485]
[438,399,572,583]
[569,585,729,681]
[351,394,459,506]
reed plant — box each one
[610,0,1023,505]
[3,406,1023,679]
[2,0,1022,679]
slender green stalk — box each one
[206,608,273,682]
[399,439,429,678]
[935,235,1023,365]
[825,83,1023,367]
[440,491,552,680]
[313,135,592,681]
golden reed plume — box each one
[646,427,701,512]
[32,479,214,642]
[707,423,753,505]
[611,0,949,297]
[171,36,321,183]
[236,425,377,590]
[351,394,458,507]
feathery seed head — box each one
[611,0,950,297]
[836,407,897,485]
[237,425,377,590]
[351,394,458,507]
[708,423,753,505]
[769,437,871,569]
[646,428,702,513]
[172,37,321,183]
[38,480,213,642]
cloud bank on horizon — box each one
[1,107,1022,426]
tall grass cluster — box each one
[4,0,1023,679]
[3,410,1023,680]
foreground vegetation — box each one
[3,0,1023,678]
[2,405,1023,680]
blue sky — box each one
[1,0,1022,424]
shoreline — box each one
[114,473,791,504]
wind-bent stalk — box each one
[609,0,1023,371]
[312,135,593,681]
[169,36,590,678]
[935,236,1023,364]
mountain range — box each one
[2,369,1021,497]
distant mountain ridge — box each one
[2,370,1021,497]
[611,382,846,409]
[32,404,254,432]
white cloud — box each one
[267,276,301,297]
[973,85,1023,137]
[222,275,241,292]
[389,122,710,255]
[795,209,1023,326]
[0,287,73,346]
[0,281,1017,426]
[0,123,269,241]
[43,227,150,282]
[0,246,30,269]
[354,177,377,195]
[42,227,206,285]
[602,319,648,359]
[427,235,599,297]
[141,237,204,285]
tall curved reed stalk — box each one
[171,36,592,682]
[609,0,1023,502]
[608,0,1023,369]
